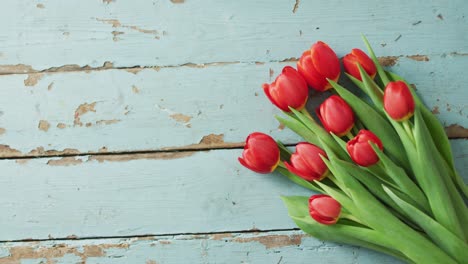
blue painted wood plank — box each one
[0,140,465,241]
[0,0,465,70]
[0,54,466,157]
[0,230,402,264]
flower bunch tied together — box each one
[238,37,468,263]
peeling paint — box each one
[0,145,22,157]
[0,128,5,135]
[47,157,83,166]
[211,233,234,240]
[432,106,440,114]
[95,18,121,27]
[88,151,194,163]
[132,85,140,93]
[233,234,303,249]
[24,73,44,86]
[170,113,192,124]
[96,119,121,126]
[48,82,54,91]
[292,0,300,13]
[147,260,158,264]
[36,3,45,8]
[27,147,81,157]
[0,242,128,264]
[378,56,399,67]
[406,55,429,62]
[74,102,97,126]
[103,0,115,3]
[445,124,468,138]
[112,31,125,41]
[38,120,50,132]
[57,123,67,129]
[278,123,285,131]
[96,18,159,38]
[170,0,185,3]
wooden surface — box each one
[0,0,466,263]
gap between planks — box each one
[0,227,300,244]
[0,53,464,76]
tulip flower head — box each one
[384,81,415,121]
[346,130,383,167]
[316,95,355,137]
[343,48,377,81]
[263,66,309,112]
[238,132,280,174]
[297,41,340,92]
[309,194,341,225]
[284,143,328,181]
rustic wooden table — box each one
[0,0,466,263]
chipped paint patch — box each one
[36,3,45,8]
[27,147,81,157]
[96,18,160,39]
[132,85,140,93]
[211,233,234,240]
[0,128,5,135]
[233,234,303,249]
[96,119,121,126]
[74,102,97,126]
[0,145,22,157]
[407,55,429,62]
[432,106,440,114]
[103,0,115,3]
[170,113,192,124]
[24,73,44,86]
[170,0,185,3]
[38,120,50,132]
[47,82,54,91]
[445,124,468,138]
[57,123,67,129]
[0,242,128,264]
[112,31,125,41]
[88,151,194,163]
[292,0,300,13]
[47,157,83,166]
[95,18,121,27]
[378,56,399,67]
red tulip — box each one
[263,66,309,112]
[309,194,341,225]
[238,132,280,173]
[316,95,355,137]
[343,48,377,81]
[297,41,341,92]
[346,130,383,167]
[384,81,415,121]
[284,143,328,181]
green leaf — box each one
[384,186,468,263]
[276,140,291,161]
[276,167,322,193]
[413,108,465,241]
[329,80,410,170]
[357,64,384,111]
[362,35,390,85]
[275,115,320,146]
[370,143,431,214]
[281,196,411,262]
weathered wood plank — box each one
[0,230,402,264]
[0,55,466,157]
[0,0,465,70]
[0,140,466,241]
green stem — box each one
[345,131,354,140]
[402,120,415,143]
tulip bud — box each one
[346,130,383,167]
[316,95,355,137]
[309,194,341,225]
[297,41,340,92]
[263,66,309,112]
[384,81,415,121]
[284,143,328,181]
[238,132,280,173]
[343,48,377,81]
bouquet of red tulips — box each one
[238,37,468,263]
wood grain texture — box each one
[0,230,402,264]
[0,0,465,70]
[0,55,466,157]
[0,140,466,241]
